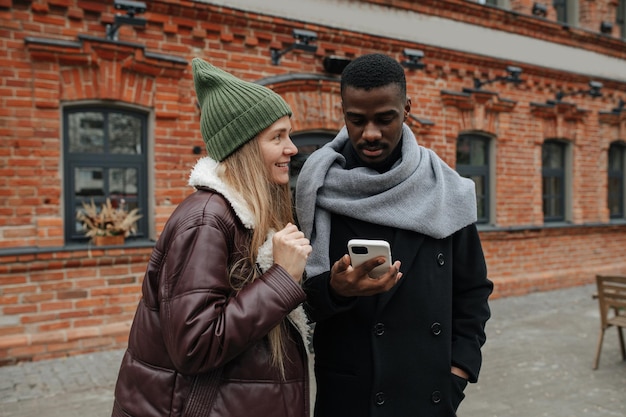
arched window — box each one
[289,131,336,193]
[456,134,490,224]
[63,106,149,243]
[608,142,626,219]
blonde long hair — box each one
[220,137,295,376]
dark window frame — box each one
[553,0,575,25]
[63,106,149,244]
[553,0,566,23]
[542,140,567,222]
[289,131,335,193]
[608,142,626,219]
[456,134,490,224]
[618,0,626,39]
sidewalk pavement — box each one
[1,283,625,417]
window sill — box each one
[477,221,626,234]
[0,239,156,257]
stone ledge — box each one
[0,322,131,366]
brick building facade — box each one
[1,0,625,364]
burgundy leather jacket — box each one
[112,187,310,417]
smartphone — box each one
[347,239,392,278]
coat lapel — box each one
[375,230,424,314]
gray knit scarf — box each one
[295,124,477,277]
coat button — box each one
[431,390,442,404]
[436,252,445,266]
[431,322,442,336]
[373,322,385,336]
[375,391,386,406]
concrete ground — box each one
[1,283,625,417]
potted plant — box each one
[76,198,142,246]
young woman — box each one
[112,58,312,417]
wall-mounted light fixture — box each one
[400,48,425,70]
[555,80,603,102]
[270,29,318,65]
[600,21,613,34]
[106,0,147,41]
[532,2,548,17]
[473,66,523,90]
[612,98,625,114]
[322,55,351,75]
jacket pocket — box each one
[114,352,179,417]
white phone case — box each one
[347,239,392,278]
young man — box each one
[296,53,493,417]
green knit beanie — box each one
[192,58,293,161]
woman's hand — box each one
[272,223,312,283]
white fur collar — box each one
[188,157,255,229]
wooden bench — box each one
[592,275,626,370]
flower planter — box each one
[77,198,142,245]
[92,235,125,246]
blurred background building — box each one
[1,0,625,364]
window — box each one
[542,140,567,222]
[553,0,577,25]
[64,106,149,243]
[617,0,626,39]
[289,131,335,193]
[456,134,490,224]
[474,0,509,6]
[608,142,626,219]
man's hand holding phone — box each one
[329,239,402,297]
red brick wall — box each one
[482,226,626,296]
[1,0,625,364]
[0,247,150,365]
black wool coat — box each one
[303,215,493,417]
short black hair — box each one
[341,53,406,98]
